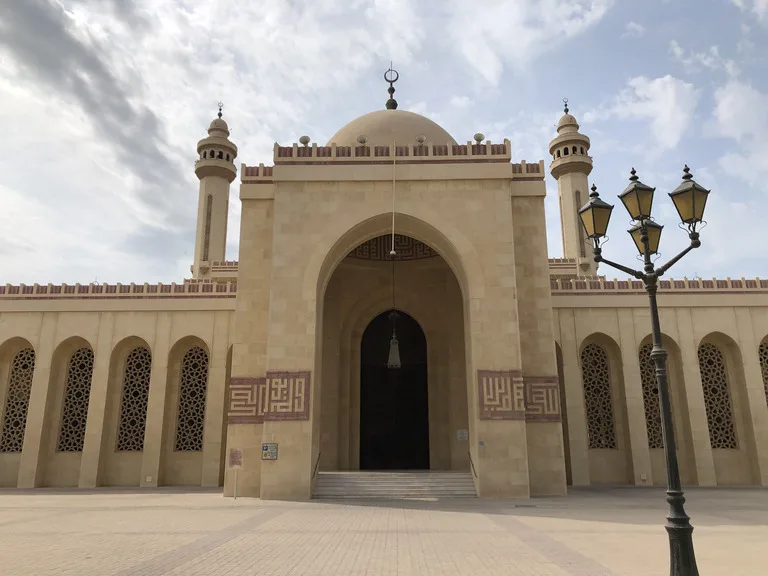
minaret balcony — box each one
[195,158,237,182]
[549,155,593,179]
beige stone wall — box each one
[553,299,768,488]
[0,305,234,489]
[319,256,469,472]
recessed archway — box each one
[359,309,429,470]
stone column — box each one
[139,313,172,487]
[734,308,768,485]
[617,309,653,486]
[201,311,232,486]
[675,308,717,486]
[17,314,57,488]
[558,310,590,486]
[79,313,116,488]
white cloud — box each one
[731,0,768,21]
[669,40,739,77]
[711,80,768,184]
[584,75,699,151]
[445,0,613,85]
[622,21,645,38]
[449,96,474,109]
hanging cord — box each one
[390,139,397,324]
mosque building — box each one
[1,73,767,499]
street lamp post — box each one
[578,166,710,576]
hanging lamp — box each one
[387,137,401,369]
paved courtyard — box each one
[0,486,765,575]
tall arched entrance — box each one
[360,309,429,470]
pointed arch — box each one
[101,336,152,487]
[0,338,36,488]
[579,333,632,484]
[40,336,95,487]
[161,336,210,486]
[637,334,696,486]
[759,337,768,408]
[698,332,758,485]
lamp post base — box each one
[666,489,699,576]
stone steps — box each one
[313,471,477,499]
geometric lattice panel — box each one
[760,341,768,408]
[349,234,438,261]
[116,346,152,452]
[0,348,36,453]
[580,342,617,449]
[56,347,94,452]
[639,344,663,449]
[698,342,737,449]
[174,346,209,452]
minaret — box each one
[548,100,596,276]
[192,103,238,279]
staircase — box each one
[313,471,477,500]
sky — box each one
[0,0,766,285]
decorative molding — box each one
[523,376,561,422]
[227,371,311,424]
[349,234,438,261]
[0,281,238,300]
[551,277,768,295]
[477,370,525,420]
[477,370,561,422]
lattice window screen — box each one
[116,346,152,452]
[698,342,737,449]
[0,348,36,453]
[760,341,768,408]
[639,344,664,449]
[57,347,94,452]
[581,342,617,449]
[174,346,209,452]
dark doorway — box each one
[360,310,429,470]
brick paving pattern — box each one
[0,487,765,575]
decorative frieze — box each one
[477,370,561,422]
[228,371,311,424]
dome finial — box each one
[385,64,399,110]
[217,101,223,119]
[563,97,569,114]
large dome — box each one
[327,109,456,146]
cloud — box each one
[710,80,768,184]
[445,0,613,85]
[622,21,645,38]
[0,0,427,283]
[584,75,699,151]
[731,0,768,21]
[669,40,739,77]
[449,96,474,109]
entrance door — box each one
[360,310,429,470]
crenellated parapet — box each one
[271,139,512,164]
[0,281,238,300]
[551,277,768,294]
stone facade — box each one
[1,100,768,500]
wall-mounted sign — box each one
[456,429,469,441]
[262,443,278,460]
[228,448,243,469]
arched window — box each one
[217,151,223,159]
[759,341,768,407]
[581,342,617,449]
[116,346,152,452]
[572,146,577,154]
[203,195,212,262]
[556,150,561,158]
[563,148,569,156]
[639,344,663,448]
[174,346,209,452]
[57,347,94,452]
[0,348,35,453]
[698,342,737,449]
[580,146,585,154]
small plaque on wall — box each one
[262,443,278,460]
[228,448,243,469]
[456,429,469,441]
